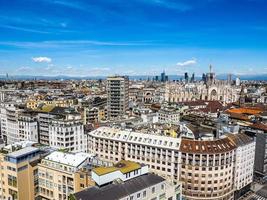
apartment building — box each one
[37,109,58,145]
[17,113,38,142]
[107,76,129,120]
[158,104,181,124]
[49,115,87,152]
[0,145,41,200]
[248,123,267,181]
[0,105,7,141]
[26,98,75,110]
[4,104,18,144]
[0,103,38,144]
[180,138,236,200]
[83,106,107,124]
[73,160,182,200]
[37,151,95,200]
[87,126,256,200]
[228,133,255,199]
[87,126,181,183]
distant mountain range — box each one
[0,74,267,81]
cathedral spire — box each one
[209,64,212,73]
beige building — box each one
[180,138,236,200]
[87,126,181,183]
[26,98,75,110]
[0,146,41,200]
[36,151,95,200]
[87,127,255,200]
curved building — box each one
[180,137,236,200]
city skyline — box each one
[0,0,267,77]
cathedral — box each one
[165,66,241,104]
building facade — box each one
[165,68,241,104]
[37,151,94,200]
[107,76,129,120]
[74,160,182,200]
[49,117,87,153]
[87,127,255,200]
[0,146,41,200]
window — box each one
[9,189,18,200]
[8,175,17,187]
[137,193,141,198]
[143,191,146,197]
[152,187,155,193]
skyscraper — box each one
[161,70,166,82]
[190,73,195,83]
[202,73,206,82]
[107,76,129,120]
[184,72,189,83]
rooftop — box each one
[250,122,267,132]
[4,140,37,151]
[7,146,39,158]
[93,160,141,176]
[227,107,263,115]
[90,127,181,149]
[74,173,165,200]
[227,133,254,146]
[44,151,92,167]
[180,137,236,154]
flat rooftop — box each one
[44,151,92,167]
[7,146,39,158]
[93,160,141,176]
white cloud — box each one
[176,59,197,67]
[32,56,52,63]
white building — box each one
[49,116,87,153]
[158,105,180,124]
[5,105,18,144]
[0,103,38,144]
[92,160,149,186]
[17,114,38,142]
[87,126,181,183]
[37,111,59,146]
[74,160,182,200]
[0,105,7,140]
[228,133,256,199]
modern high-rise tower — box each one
[107,76,129,120]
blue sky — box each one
[0,0,267,76]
